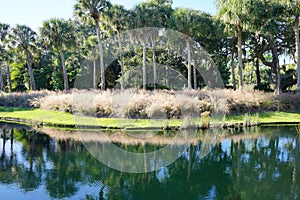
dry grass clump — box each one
[38,93,73,112]
[225,89,274,113]
[0,90,53,108]
[225,88,300,113]
[3,88,300,120]
[125,90,152,118]
[34,89,210,119]
[37,90,113,117]
[274,93,300,111]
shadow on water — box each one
[0,122,300,199]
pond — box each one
[0,123,300,200]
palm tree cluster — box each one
[0,0,299,94]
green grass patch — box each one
[226,111,300,124]
[0,106,181,129]
[0,106,299,129]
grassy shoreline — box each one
[0,106,299,130]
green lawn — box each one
[0,106,181,129]
[0,106,299,129]
[225,112,300,124]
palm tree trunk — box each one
[93,59,96,90]
[95,22,105,90]
[237,24,243,91]
[25,51,36,91]
[117,31,125,90]
[0,67,4,92]
[295,15,300,94]
[186,36,192,89]
[231,39,236,90]
[7,65,12,93]
[59,51,69,91]
[143,38,147,90]
[193,57,197,89]
[152,35,157,90]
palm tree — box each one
[133,3,151,90]
[10,25,37,90]
[104,4,129,90]
[173,8,200,89]
[142,0,173,89]
[216,0,248,91]
[84,35,99,89]
[74,0,111,90]
[40,18,76,91]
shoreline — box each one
[0,106,299,130]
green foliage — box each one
[0,0,299,92]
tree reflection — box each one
[0,123,300,199]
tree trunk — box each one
[95,21,105,90]
[231,38,236,90]
[295,15,300,93]
[186,36,192,89]
[117,30,125,90]
[93,59,96,90]
[269,37,280,95]
[7,65,12,93]
[193,56,197,89]
[152,34,157,90]
[255,58,261,86]
[143,38,147,90]
[25,51,36,91]
[249,61,253,84]
[0,67,3,92]
[237,24,243,91]
[60,51,69,91]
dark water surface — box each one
[0,123,300,200]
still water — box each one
[0,123,300,200]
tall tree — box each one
[10,25,37,90]
[40,18,76,91]
[140,0,173,89]
[173,8,201,89]
[283,0,300,93]
[247,0,286,94]
[84,35,99,89]
[103,4,129,90]
[133,3,151,89]
[0,23,10,92]
[216,0,249,91]
[74,0,111,90]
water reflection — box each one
[0,123,299,199]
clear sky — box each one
[0,0,216,32]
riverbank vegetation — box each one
[0,0,300,129]
[1,89,300,129]
[1,89,300,116]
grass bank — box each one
[1,106,299,129]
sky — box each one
[0,0,216,32]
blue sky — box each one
[0,0,216,31]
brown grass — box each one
[1,89,299,120]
